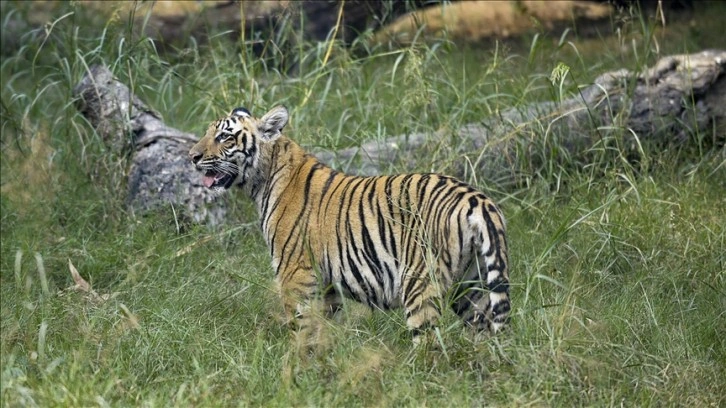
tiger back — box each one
[189,105,511,344]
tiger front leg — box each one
[277,267,330,351]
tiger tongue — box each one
[203,175,216,188]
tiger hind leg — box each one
[402,272,443,345]
[323,287,343,319]
[451,281,491,333]
[452,256,510,335]
[485,258,511,333]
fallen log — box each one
[73,64,227,225]
[73,50,725,223]
[316,49,725,184]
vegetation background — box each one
[2,1,724,406]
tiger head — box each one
[189,105,289,191]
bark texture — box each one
[315,49,725,183]
[73,64,227,225]
[73,50,725,223]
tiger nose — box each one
[189,151,203,164]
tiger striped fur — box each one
[189,106,511,344]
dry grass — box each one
[374,0,613,44]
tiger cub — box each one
[189,105,510,344]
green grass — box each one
[2,1,725,406]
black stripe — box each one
[320,168,338,197]
[359,179,386,287]
[488,274,509,293]
[333,177,367,301]
[276,161,323,271]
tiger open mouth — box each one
[202,171,236,189]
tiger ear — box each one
[230,107,251,118]
[258,105,288,141]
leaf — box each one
[68,259,91,292]
[174,235,213,257]
[60,258,118,304]
[119,303,140,330]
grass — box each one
[2,1,725,406]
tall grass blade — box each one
[14,249,23,289]
[34,252,49,297]
[37,321,48,361]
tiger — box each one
[189,105,511,345]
